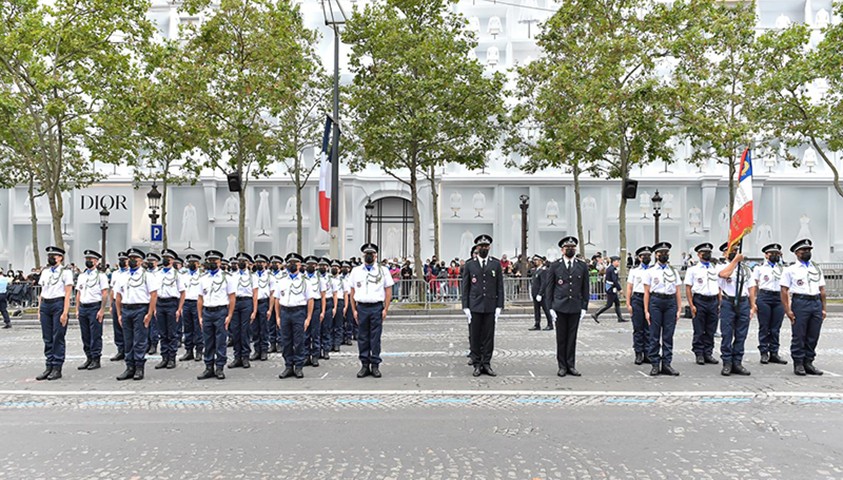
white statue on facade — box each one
[225,234,237,259]
[688,206,702,234]
[816,9,831,29]
[468,16,481,36]
[545,198,559,226]
[487,16,502,37]
[796,214,812,240]
[460,230,474,257]
[449,191,462,218]
[662,192,675,219]
[756,223,773,245]
[639,191,650,219]
[472,192,486,218]
[255,189,271,236]
[223,194,239,222]
[486,46,500,67]
[719,204,730,232]
[286,232,298,254]
[775,14,791,29]
[385,227,400,259]
[803,148,817,172]
[180,203,200,246]
[285,195,296,221]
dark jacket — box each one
[544,258,590,313]
[605,265,621,293]
[461,256,505,313]
[530,265,547,297]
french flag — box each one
[318,116,333,232]
[727,148,754,253]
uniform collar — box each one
[700,261,710,268]
[768,261,777,268]
[800,261,811,268]
[659,263,668,269]
[86,268,95,274]
[208,269,220,276]
[290,273,298,279]
[129,267,140,275]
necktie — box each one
[481,259,485,269]
[567,261,571,270]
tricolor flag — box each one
[727,148,754,254]
[318,116,334,232]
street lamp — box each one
[519,194,529,273]
[147,182,161,225]
[651,189,663,244]
[365,199,375,243]
[99,207,110,262]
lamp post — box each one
[365,199,375,244]
[147,182,161,225]
[99,207,110,261]
[519,194,529,274]
[651,189,662,244]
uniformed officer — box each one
[109,251,129,362]
[303,255,327,367]
[529,255,552,331]
[625,246,652,365]
[318,257,338,360]
[643,242,682,376]
[35,245,75,381]
[115,248,161,381]
[275,253,312,379]
[461,234,504,377]
[684,242,721,366]
[145,252,161,355]
[717,242,753,376]
[250,253,272,361]
[229,252,257,369]
[350,243,394,378]
[74,250,109,371]
[593,256,625,323]
[197,250,235,380]
[752,243,788,365]
[179,253,204,362]
[154,248,185,370]
[330,259,347,352]
[781,239,827,376]
[544,236,590,377]
[341,261,355,345]
[267,255,286,353]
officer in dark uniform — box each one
[109,251,129,362]
[593,256,625,323]
[179,253,204,362]
[781,238,827,376]
[529,255,552,331]
[461,234,505,377]
[544,236,590,377]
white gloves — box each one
[580,309,587,320]
[536,295,542,302]
[550,310,557,321]
[463,308,471,324]
[494,307,501,320]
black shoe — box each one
[242,358,251,369]
[794,364,807,376]
[36,367,53,381]
[661,365,680,376]
[116,368,135,381]
[352,334,357,340]
[721,363,732,376]
[617,318,629,323]
[695,355,705,365]
[312,358,319,368]
[344,339,353,346]
[147,345,157,355]
[110,352,125,362]
[557,368,567,377]
[267,343,276,353]
[760,352,770,364]
[180,350,195,361]
[482,365,497,377]
[228,358,243,369]
[166,359,176,369]
[226,338,233,347]
[197,367,216,380]
[294,367,304,379]
[543,325,554,331]
[634,352,644,365]
[371,365,382,378]
[467,358,475,366]
[279,367,294,379]
[260,352,268,361]
[357,366,371,378]
[591,313,599,324]
[473,366,482,377]
[567,368,581,377]
[528,325,541,331]
[650,364,661,376]
[87,358,101,370]
[249,351,260,361]
[642,356,651,364]
[154,359,168,369]
[732,363,751,376]
[331,347,340,353]
[215,368,225,380]
[805,361,823,376]
[704,355,719,365]
[47,366,62,381]
[304,356,313,366]
[194,348,203,362]
[321,352,330,360]
[78,358,92,370]
[132,366,144,380]
[2,323,10,329]
[769,353,788,365]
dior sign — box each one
[76,187,133,223]
[80,194,128,212]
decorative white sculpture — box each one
[255,189,271,236]
[816,9,831,28]
[225,234,237,259]
[223,194,239,222]
[662,192,675,219]
[756,223,773,245]
[472,191,486,218]
[796,214,812,241]
[449,191,462,218]
[688,206,702,234]
[285,195,297,221]
[180,203,200,247]
[545,198,559,226]
[639,191,651,219]
[582,195,598,230]
[804,148,817,172]
[468,16,481,36]
[486,46,500,67]
[488,16,502,37]
[286,232,298,254]
[460,230,474,258]
[775,14,791,29]
[467,49,478,62]
[385,227,400,259]
[719,204,730,232]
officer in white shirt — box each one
[108,251,129,362]
[275,253,313,379]
[250,254,272,362]
[179,253,204,362]
[197,250,236,380]
[684,242,722,366]
[625,245,652,365]
[115,248,161,381]
[267,255,287,353]
[318,257,338,360]
[329,259,347,353]
[230,252,258,369]
[36,245,75,381]
[155,249,185,370]
[642,242,683,376]
[717,242,754,376]
[74,250,109,371]
[751,243,788,365]
[145,252,162,355]
[350,243,394,379]
[303,255,327,367]
[781,238,827,376]
[341,260,356,345]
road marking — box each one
[604,398,656,404]
[320,372,329,379]
[425,398,471,404]
[249,399,298,405]
[822,370,841,377]
[528,370,535,378]
[699,397,752,403]
[336,399,380,404]
[798,398,843,404]
[636,371,649,377]
[427,371,432,378]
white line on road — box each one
[636,371,649,377]
[528,371,535,377]
[427,371,432,378]
[320,372,329,379]
[822,370,841,377]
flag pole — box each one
[734,238,744,309]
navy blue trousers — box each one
[720,297,750,365]
[122,305,150,369]
[202,307,228,369]
[156,298,180,361]
[280,306,307,367]
[306,300,323,358]
[357,302,384,366]
[40,299,67,367]
[647,296,677,365]
[691,295,719,356]
[78,303,103,359]
[756,290,784,354]
[111,300,124,354]
[790,296,823,364]
[231,298,253,359]
[320,299,334,355]
[332,300,345,349]
[182,300,201,351]
[251,298,270,353]
[630,294,649,354]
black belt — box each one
[693,294,718,301]
[282,305,306,311]
[357,301,383,306]
[793,293,821,301]
[760,289,780,295]
[157,297,179,303]
[122,303,147,309]
[651,293,675,299]
[722,295,749,302]
[204,305,227,312]
[632,292,644,298]
[80,302,102,308]
[184,299,198,303]
[42,297,65,304]
[236,296,253,300]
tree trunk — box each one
[296,153,303,253]
[410,168,423,283]
[47,188,64,251]
[27,174,41,269]
[162,175,169,249]
[573,161,585,257]
[617,146,630,282]
[238,181,246,253]
[727,151,736,215]
[429,165,440,262]
[809,136,843,198]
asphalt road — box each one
[1,312,842,479]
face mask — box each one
[768,255,780,263]
[640,255,651,265]
[238,261,247,270]
[342,268,349,275]
[210,262,221,271]
[271,265,279,273]
[799,251,812,262]
[319,266,327,274]
[564,248,576,259]
[331,268,338,275]
[85,260,94,269]
[47,256,58,267]
[189,262,198,272]
[162,258,171,267]
[701,252,712,262]
[255,264,264,272]
[477,248,490,259]
[128,259,139,269]
[288,264,299,274]
[306,265,316,274]
[657,254,669,264]
[118,259,127,269]
[229,265,237,272]
[364,254,375,264]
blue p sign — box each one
[151,224,163,242]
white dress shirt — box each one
[254,270,272,300]
[76,269,109,304]
[349,264,394,303]
[181,269,203,301]
[643,264,681,295]
[752,262,784,292]
[718,263,752,297]
[156,267,184,299]
[684,262,722,296]
[233,270,256,298]
[118,268,161,304]
[274,273,312,307]
[39,265,75,300]
[627,265,651,294]
[304,272,326,300]
[781,262,825,296]
[199,270,236,307]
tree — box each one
[752,16,843,198]
[344,0,505,280]
[180,0,318,251]
[0,0,154,248]
[516,0,677,280]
